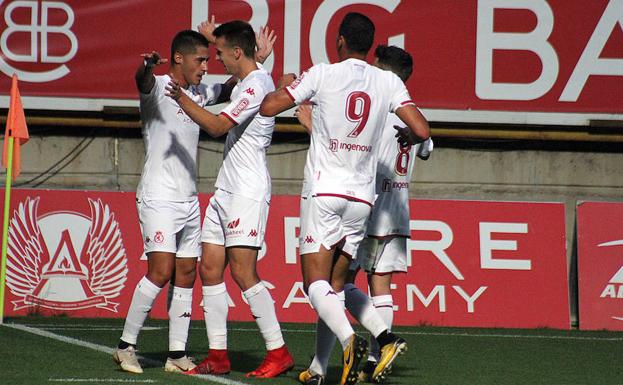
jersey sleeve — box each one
[387,73,416,112]
[220,80,265,125]
[285,64,323,104]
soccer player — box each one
[294,45,434,384]
[260,12,430,385]
[166,20,294,378]
[113,30,228,374]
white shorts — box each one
[351,236,408,273]
[201,189,268,248]
[137,197,201,258]
[299,193,371,257]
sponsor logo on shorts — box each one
[304,235,315,244]
[227,218,240,229]
[154,231,164,244]
[328,138,372,153]
[179,312,192,318]
[231,98,249,117]
[248,229,258,237]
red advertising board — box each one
[577,201,623,331]
[0,1,621,125]
[2,189,570,329]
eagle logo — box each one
[6,197,128,312]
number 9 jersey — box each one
[286,58,414,205]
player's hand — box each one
[278,73,297,89]
[165,77,182,101]
[198,15,217,44]
[394,125,418,147]
[255,26,276,64]
[294,104,312,133]
[141,51,167,68]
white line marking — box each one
[14,322,623,341]
[4,324,252,385]
[49,379,156,383]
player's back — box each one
[293,58,412,204]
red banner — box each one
[0,1,621,124]
[2,189,570,329]
[577,201,623,331]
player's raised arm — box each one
[135,51,168,94]
[394,104,431,145]
[166,77,234,137]
[260,73,298,116]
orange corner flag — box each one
[2,74,29,180]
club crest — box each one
[6,196,128,313]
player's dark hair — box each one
[338,12,375,55]
[375,45,413,82]
[213,20,256,58]
[171,30,209,59]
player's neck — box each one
[234,58,258,81]
[169,67,189,89]
[338,50,367,63]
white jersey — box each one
[366,113,418,237]
[216,65,275,203]
[287,59,414,205]
[137,74,220,201]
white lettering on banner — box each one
[193,0,405,80]
[310,0,402,65]
[476,0,558,101]
[601,284,623,298]
[407,284,488,313]
[408,220,465,280]
[284,216,300,264]
[0,1,78,82]
[560,0,623,101]
[480,222,531,270]
[283,281,311,308]
[407,284,446,312]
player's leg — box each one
[187,192,231,375]
[301,196,368,385]
[114,198,177,373]
[367,236,409,382]
[223,193,293,378]
[164,199,201,372]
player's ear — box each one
[336,35,345,51]
[173,52,183,64]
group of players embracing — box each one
[112,11,432,385]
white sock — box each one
[244,281,285,351]
[344,283,388,338]
[309,290,344,375]
[168,286,193,351]
[202,283,228,350]
[121,276,162,345]
[307,280,354,350]
[370,295,394,361]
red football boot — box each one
[185,349,231,375]
[246,345,295,378]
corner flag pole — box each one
[0,136,14,324]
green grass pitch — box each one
[0,316,621,385]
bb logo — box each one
[0,1,78,82]
[329,139,338,152]
[154,231,164,244]
[6,196,128,313]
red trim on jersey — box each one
[284,87,296,102]
[315,193,373,207]
[400,100,415,106]
[220,112,238,126]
